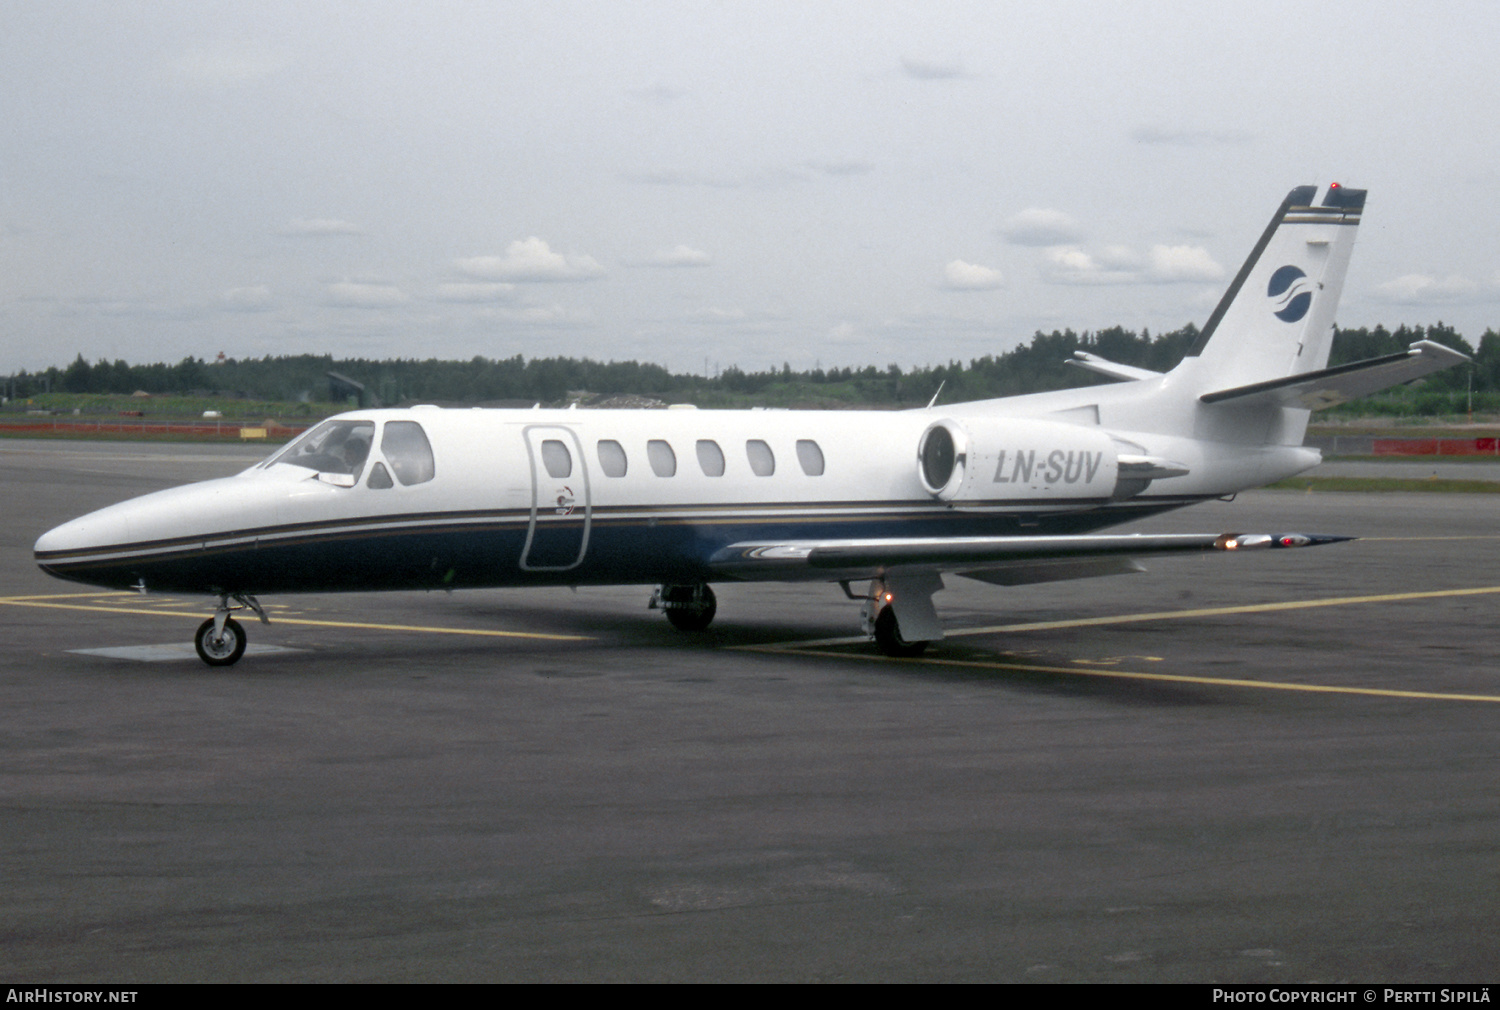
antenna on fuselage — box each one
[926,381,945,409]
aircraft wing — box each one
[1199,340,1469,410]
[709,531,1352,584]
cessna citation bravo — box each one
[34,185,1468,666]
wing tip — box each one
[1216,532,1356,550]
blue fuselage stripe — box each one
[37,499,1197,594]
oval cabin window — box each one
[696,440,726,477]
[648,440,677,477]
[746,439,775,476]
[597,440,628,477]
[796,439,825,476]
[540,439,572,479]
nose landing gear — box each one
[195,616,246,666]
[193,593,268,667]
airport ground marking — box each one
[760,584,1500,649]
[0,593,591,641]
[739,645,1500,703]
[738,583,1500,703]
[947,584,1500,637]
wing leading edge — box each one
[709,531,1353,585]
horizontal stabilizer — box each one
[1199,340,1469,410]
[711,531,1353,583]
[1066,351,1164,383]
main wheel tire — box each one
[873,606,928,658]
[664,584,717,631]
[195,617,247,667]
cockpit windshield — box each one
[264,419,375,477]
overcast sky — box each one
[3,1,1498,376]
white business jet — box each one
[35,185,1467,666]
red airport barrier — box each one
[0,419,308,439]
[1373,437,1500,456]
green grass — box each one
[1308,423,1500,438]
[5,391,333,420]
[1268,476,1500,493]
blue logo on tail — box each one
[1268,265,1312,322]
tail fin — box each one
[1180,184,1364,389]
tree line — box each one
[6,322,1498,413]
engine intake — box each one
[917,417,1124,505]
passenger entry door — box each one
[520,425,592,571]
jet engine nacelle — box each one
[917,417,1121,505]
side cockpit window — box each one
[381,421,435,485]
[265,419,375,478]
[366,462,394,489]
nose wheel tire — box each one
[195,617,247,667]
[873,607,928,658]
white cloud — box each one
[1145,245,1224,282]
[626,83,688,103]
[641,245,712,268]
[455,238,605,282]
[327,281,408,307]
[1039,244,1221,285]
[491,303,587,325]
[685,307,748,323]
[805,160,876,177]
[900,58,972,80]
[942,259,1004,291]
[1374,274,1481,302]
[1041,246,1136,285]
[279,218,362,237]
[622,166,805,190]
[1000,208,1082,247]
[220,285,273,312]
[432,282,516,303]
[1130,125,1253,146]
[827,321,860,343]
[1096,245,1144,271]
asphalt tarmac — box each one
[2,440,1498,982]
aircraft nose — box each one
[34,474,249,565]
[35,507,132,557]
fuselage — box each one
[33,401,1319,596]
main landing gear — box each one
[651,583,717,631]
[858,572,945,658]
[650,575,944,658]
[193,593,268,667]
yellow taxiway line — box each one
[780,584,1500,648]
[0,592,591,641]
[953,584,1500,636]
[736,645,1500,703]
[741,583,1500,703]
